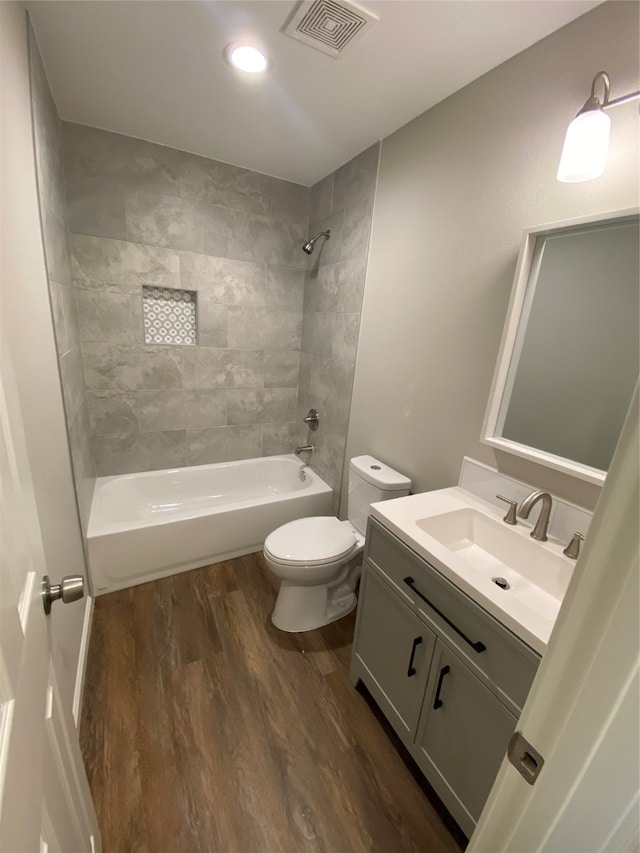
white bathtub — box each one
[87,455,332,594]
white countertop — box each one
[369,487,575,654]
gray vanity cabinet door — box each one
[415,640,517,831]
[353,568,436,737]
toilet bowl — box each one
[263,456,411,632]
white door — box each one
[469,390,639,852]
[0,343,101,852]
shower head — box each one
[302,229,331,255]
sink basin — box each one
[416,508,566,624]
[369,487,577,653]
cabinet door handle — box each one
[403,576,487,654]
[433,665,450,710]
[406,636,423,677]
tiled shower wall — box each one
[62,124,310,475]
[29,31,96,535]
[297,144,380,504]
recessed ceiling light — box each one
[224,44,269,74]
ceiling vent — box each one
[283,0,379,59]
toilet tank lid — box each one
[349,455,412,491]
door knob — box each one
[42,575,85,615]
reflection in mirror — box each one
[484,210,639,484]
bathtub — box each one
[87,455,332,594]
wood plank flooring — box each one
[80,554,467,853]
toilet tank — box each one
[348,455,411,536]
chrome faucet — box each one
[518,490,553,542]
[295,445,314,456]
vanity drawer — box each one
[365,517,540,713]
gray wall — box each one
[297,144,380,505]
[344,1,639,512]
[62,124,310,475]
[29,28,95,538]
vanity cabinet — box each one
[415,640,517,827]
[351,518,541,837]
[353,569,437,736]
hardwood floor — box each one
[80,554,467,853]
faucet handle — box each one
[563,532,584,559]
[496,494,518,525]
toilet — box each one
[263,455,411,632]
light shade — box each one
[226,45,269,74]
[557,108,611,183]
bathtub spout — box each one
[295,445,314,456]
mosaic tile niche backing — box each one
[143,286,197,345]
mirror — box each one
[483,208,639,485]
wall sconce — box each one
[557,71,640,183]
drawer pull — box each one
[403,576,487,654]
[406,636,423,677]
[433,665,450,710]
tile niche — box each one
[142,286,197,346]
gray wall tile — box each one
[227,307,301,351]
[325,314,360,365]
[62,125,375,483]
[310,357,354,403]
[228,214,307,269]
[342,197,373,261]
[306,210,344,268]
[66,173,126,240]
[266,266,305,312]
[77,290,134,343]
[59,346,86,422]
[332,143,379,211]
[185,425,262,466]
[262,422,298,456]
[298,149,379,501]
[131,295,144,342]
[177,153,272,213]
[316,257,367,314]
[309,175,333,224]
[298,352,313,392]
[137,389,226,432]
[82,343,184,391]
[30,43,66,210]
[88,391,138,435]
[270,179,309,223]
[67,399,96,523]
[226,388,297,425]
[198,302,228,348]
[49,282,79,357]
[264,351,300,387]
[183,390,228,430]
[137,389,186,432]
[126,191,241,256]
[182,347,264,389]
[302,312,333,358]
[94,430,186,476]
[63,122,183,196]
[41,202,71,286]
[180,252,266,305]
[71,234,180,291]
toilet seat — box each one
[264,516,357,566]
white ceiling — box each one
[27,0,602,186]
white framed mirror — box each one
[483,208,639,485]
